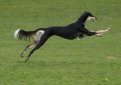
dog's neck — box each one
[80,23,85,27]
[77,14,89,24]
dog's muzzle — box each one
[87,16,97,22]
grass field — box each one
[0,0,121,85]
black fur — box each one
[17,28,45,41]
[17,12,97,62]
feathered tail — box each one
[14,28,45,41]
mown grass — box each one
[0,0,121,85]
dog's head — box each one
[84,12,97,22]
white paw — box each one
[106,27,111,32]
[96,33,102,37]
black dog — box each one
[14,12,110,62]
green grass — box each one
[0,0,121,85]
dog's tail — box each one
[14,28,45,41]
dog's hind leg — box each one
[24,32,52,62]
[21,44,35,58]
[21,30,45,58]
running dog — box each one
[14,12,110,62]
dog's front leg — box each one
[95,28,110,37]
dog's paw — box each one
[106,27,111,32]
[96,33,102,37]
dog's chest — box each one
[68,32,83,39]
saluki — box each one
[14,12,110,62]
